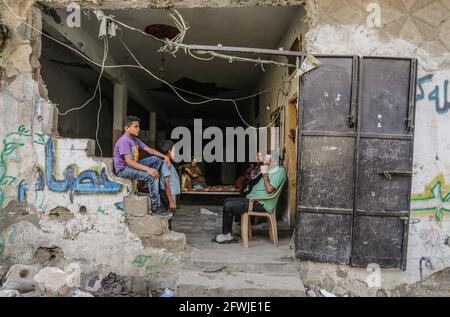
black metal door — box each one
[351,57,417,269]
[296,56,359,264]
[295,56,417,269]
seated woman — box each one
[234,165,253,190]
[181,158,207,191]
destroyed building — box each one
[0,0,449,297]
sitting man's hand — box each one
[261,165,269,174]
[164,156,172,168]
[146,167,160,178]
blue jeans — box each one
[118,156,162,208]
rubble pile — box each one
[0,261,153,297]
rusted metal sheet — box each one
[295,56,417,269]
[351,57,417,270]
[295,56,357,264]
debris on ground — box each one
[3,264,41,293]
[34,267,72,296]
[160,288,175,297]
[98,272,131,297]
[306,289,317,297]
[84,275,102,293]
[320,289,336,297]
[200,208,218,216]
[0,289,20,297]
[72,289,94,297]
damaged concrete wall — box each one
[40,36,114,156]
[1,0,449,288]
[0,0,185,280]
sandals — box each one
[211,236,239,244]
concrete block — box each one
[124,195,151,217]
[143,231,187,252]
[127,215,169,237]
[3,264,41,293]
[177,271,306,297]
[34,267,71,296]
[0,289,20,297]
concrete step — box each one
[185,260,300,275]
[176,270,306,297]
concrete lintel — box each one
[39,0,306,10]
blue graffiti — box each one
[17,180,28,203]
[114,202,124,211]
[45,139,122,203]
[17,167,45,203]
[35,167,44,191]
[417,74,450,114]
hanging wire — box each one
[2,0,299,130]
[119,37,283,130]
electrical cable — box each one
[2,0,295,129]
[120,38,283,129]
[95,37,109,158]
[56,37,108,116]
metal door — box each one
[351,57,417,269]
[295,56,417,269]
[295,56,359,264]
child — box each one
[113,116,171,216]
[158,140,181,213]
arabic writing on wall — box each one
[417,74,450,114]
[18,138,123,205]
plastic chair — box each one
[241,180,286,248]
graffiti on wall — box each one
[131,254,183,273]
[411,174,450,224]
[0,126,45,208]
[417,74,450,114]
[18,138,123,204]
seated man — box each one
[113,116,171,216]
[158,140,180,213]
[213,151,286,244]
[181,158,207,191]
[240,152,264,197]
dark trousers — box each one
[222,197,266,234]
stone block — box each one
[0,289,20,297]
[127,215,169,237]
[143,231,186,252]
[3,264,41,293]
[33,267,71,296]
[124,195,151,217]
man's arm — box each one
[164,176,176,211]
[260,165,276,194]
[124,155,159,178]
[143,146,172,168]
[262,174,276,194]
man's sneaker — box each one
[152,206,172,217]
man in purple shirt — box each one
[114,116,172,216]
